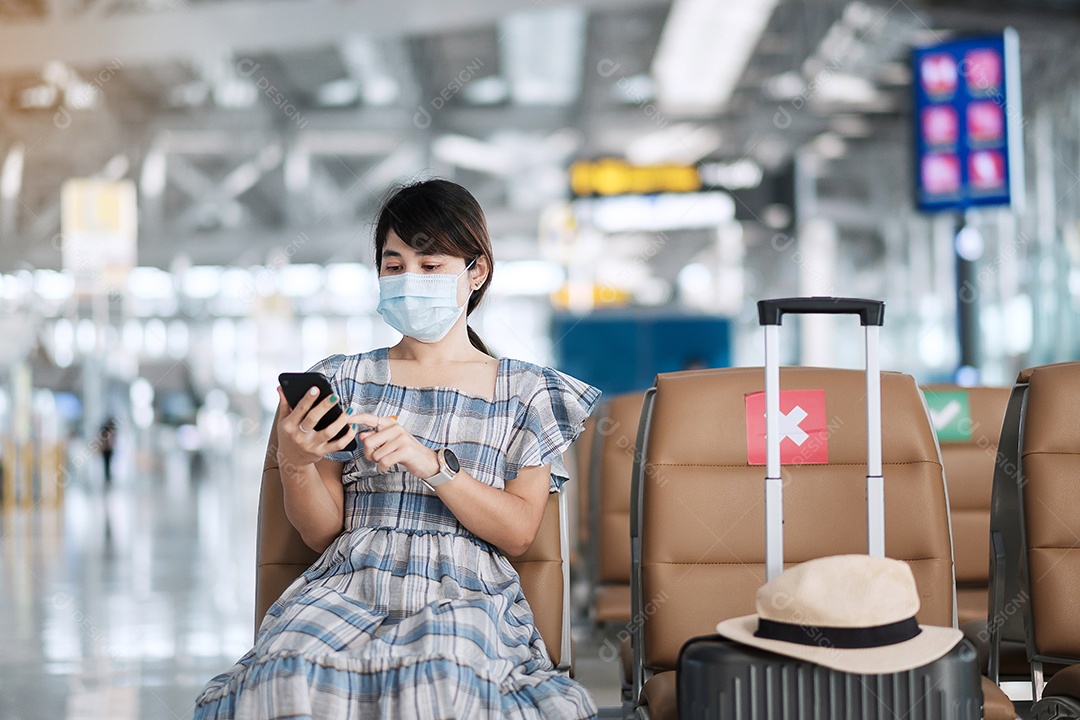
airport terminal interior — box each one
[3,0,1080,718]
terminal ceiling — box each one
[0,0,1078,278]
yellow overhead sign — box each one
[569,159,701,197]
[551,283,632,309]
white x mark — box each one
[780,405,809,445]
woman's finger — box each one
[300,392,343,434]
[329,424,358,452]
[350,412,382,428]
[292,385,322,415]
[313,404,353,443]
[276,387,291,419]
[370,436,400,465]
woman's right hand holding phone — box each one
[275,386,358,467]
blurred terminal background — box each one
[1,0,1079,717]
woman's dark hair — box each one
[374,179,494,355]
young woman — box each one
[195,179,600,718]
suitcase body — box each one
[678,636,983,720]
[676,298,981,719]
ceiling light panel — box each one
[652,0,780,114]
[499,6,587,106]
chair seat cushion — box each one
[1044,664,1080,700]
[981,676,1016,720]
[641,671,678,720]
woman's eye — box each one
[383,265,401,273]
[422,265,440,271]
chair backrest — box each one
[256,416,572,669]
[923,384,1011,625]
[587,391,645,624]
[1014,363,1080,669]
[630,367,956,692]
[596,391,646,589]
[571,415,598,565]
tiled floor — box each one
[0,431,626,720]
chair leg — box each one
[1033,660,1047,702]
[988,531,1007,684]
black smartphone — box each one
[278,372,358,452]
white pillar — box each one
[798,217,837,366]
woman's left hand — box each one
[351,413,440,479]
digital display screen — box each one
[912,30,1023,212]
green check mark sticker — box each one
[925,390,972,442]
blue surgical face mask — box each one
[376,261,475,343]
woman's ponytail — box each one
[467,326,492,356]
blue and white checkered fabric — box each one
[194,348,601,719]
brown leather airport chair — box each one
[590,391,646,627]
[255,416,574,672]
[922,385,1011,625]
[989,362,1080,713]
[629,367,1014,720]
[569,415,597,568]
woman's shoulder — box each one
[501,357,600,405]
[501,357,558,388]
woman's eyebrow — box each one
[382,249,445,259]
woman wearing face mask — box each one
[195,179,601,719]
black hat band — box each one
[754,616,922,649]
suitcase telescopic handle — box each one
[757,297,885,327]
[760,296,886,580]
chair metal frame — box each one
[986,381,1030,688]
[554,488,573,674]
[628,387,657,717]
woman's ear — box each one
[470,256,490,290]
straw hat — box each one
[715,554,962,674]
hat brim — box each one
[715,614,963,675]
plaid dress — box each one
[194,348,601,719]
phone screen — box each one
[279,372,358,452]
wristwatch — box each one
[423,448,460,491]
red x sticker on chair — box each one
[745,389,829,465]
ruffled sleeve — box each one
[505,364,602,492]
[304,354,355,463]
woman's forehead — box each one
[383,230,451,259]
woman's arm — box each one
[275,386,357,553]
[433,465,550,556]
[354,414,550,555]
[280,458,346,553]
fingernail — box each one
[329,394,337,403]
[346,407,354,415]
[352,424,358,431]
[389,415,398,420]
[308,387,319,396]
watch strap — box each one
[423,448,456,490]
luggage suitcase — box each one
[678,636,982,720]
[675,296,983,720]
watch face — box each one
[443,449,460,474]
